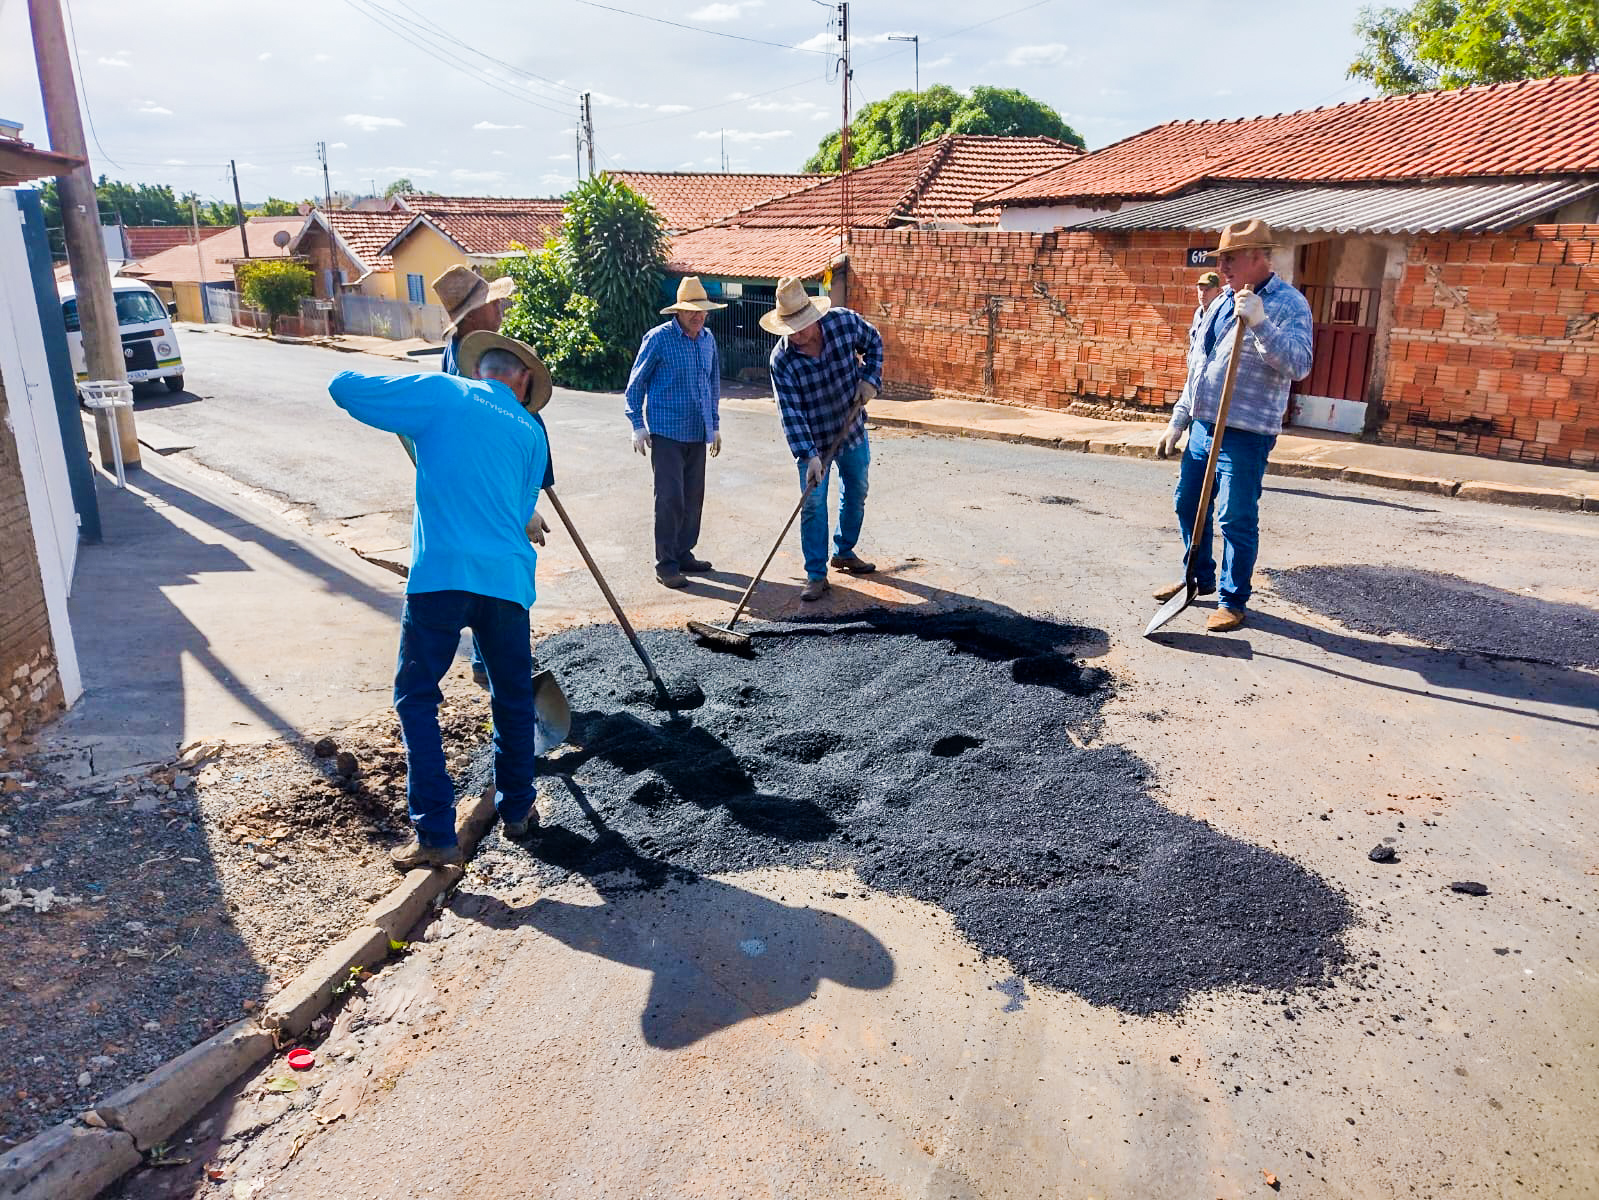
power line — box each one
[383,0,578,99]
[60,0,125,170]
[609,71,832,130]
[567,0,834,54]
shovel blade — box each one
[532,668,571,755]
[1143,584,1196,638]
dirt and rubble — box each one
[465,609,1353,1015]
[0,685,491,1153]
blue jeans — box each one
[797,439,869,580]
[1174,420,1276,612]
[394,590,538,847]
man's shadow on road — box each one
[462,780,895,1051]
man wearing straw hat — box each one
[1155,219,1313,632]
[329,331,553,869]
[624,276,726,590]
[762,277,884,603]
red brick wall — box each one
[1377,225,1599,468]
[0,374,64,748]
[850,228,1191,419]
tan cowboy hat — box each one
[759,276,831,336]
[660,276,727,314]
[434,264,515,335]
[1196,271,1221,287]
[456,330,553,415]
[1209,218,1278,256]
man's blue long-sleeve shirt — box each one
[1171,274,1314,437]
[769,307,884,462]
[623,319,720,443]
[330,370,548,609]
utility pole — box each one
[230,159,250,258]
[574,102,584,181]
[581,92,596,180]
[190,195,207,320]
[318,141,332,211]
[27,0,139,470]
[837,1,851,256]
[888,33,920,146]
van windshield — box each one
[61,291,169,332]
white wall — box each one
[995,204,1115,232]
[0,188,82,705]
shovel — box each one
[688,388,874,654]
[1144,319,1247,638]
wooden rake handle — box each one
[1184,319,1248,586]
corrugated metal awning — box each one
[1063,179,1599,235]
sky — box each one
[0,0,1379,207]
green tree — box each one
[252,196,300,217]
[236,260,314,333]
[804,84,1083,172]
[36,177,230,230]
[383,177,415,197]
[1349,0,1599,92]
[500,177,667,389]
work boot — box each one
[830,553,876,574]
[502,812,538,842]
[680,556,713,573]
[800,577,830,602]
[1152,579,1217,602]
[388,837,465,872]
[656,570,688,589]
[1206,607,1246,632]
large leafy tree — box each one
[501,177,667,390]
[383,177,415,197]
[36,176,229,229]
[804,84,1083,172]
[1349,0,1599,92]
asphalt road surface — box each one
[113,326,1599,1200]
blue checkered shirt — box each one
[624,319,720,444]
[769,307,884,461]
[1171,274,1314,437]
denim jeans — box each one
[394,590,538,847]
[1174,420,1276,611]
[797,438,869,580]
[650,435,707,574]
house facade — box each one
[379,196,565,306]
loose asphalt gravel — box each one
[495,609,1353,1015]
[1268,564,1599,670]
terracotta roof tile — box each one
[667,225,842,280]
[605,170,825,231]
[388,196,565,256]
[122,217,304,285]
[123,226,207,261]
[983,71,1599,208]
[319,210,414,272]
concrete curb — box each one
[867,412,1595,514]
[0,784,498,1198]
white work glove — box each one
[854,380,879,406]
[709,432,722,458]
[1234,289,1266,328]
[526,511,549,546]
[804,456,825,489]
[631,428,651,456]
[1156,425,1184,460]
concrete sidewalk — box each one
[178,320,438,363]
[869,397,1599,513]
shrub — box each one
[236,260,314,333]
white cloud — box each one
[312,53,332,63]
[343,113,405,131]
[541,172,575,188]
[792,31,835,53]
[1005,43,1072,68]
[748,98,820,114]
[924,54,954,70]
[690,0,761,19]
[137,102,172,116]
[656,104,692,114]
[164,159,188,166]
[258,52,272,61]
[451,168,506,183]
[590,91,650,110]
[679,161,696,168]
[695,128,791,143]
[97,54,131,68]
[362,165,437,177]
[292,165,319,176]
[330,141,348,150]
[473,120,524,130]
[492,150,510,157]
[547,152,572,160]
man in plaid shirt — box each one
[762,277,884,602]
[625,277,725,589]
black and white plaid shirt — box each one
[769,307,884,461]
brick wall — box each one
[850,228,1191,419]
[1377,225,1599,467]
[0,372,63,748]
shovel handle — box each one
[1183,319,1247,587]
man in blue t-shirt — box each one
[329,331,552,870]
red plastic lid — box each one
[286,1048,315,1071]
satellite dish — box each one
[273,230,292,248]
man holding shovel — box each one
[764,277,884,602]
[1155,219,1312,631]
[329,331,552,869]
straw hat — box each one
[660,276,727,314]
[759,276,831,336]
[456,330,553,414]
[434,264,515,335]
[1209,218,1278,256]
[1196,271,1221,287]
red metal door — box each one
[1295,285,1379,403]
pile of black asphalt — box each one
[1269,564,1599,670]
[511,608,1351,1016]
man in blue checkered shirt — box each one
[763,277,884,602]
[625,277,725,589]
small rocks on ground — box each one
[1368,845,1397,863]
[1450,881,1489,896]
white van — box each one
[57,277,184,395]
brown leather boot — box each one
[1206,607,1246,632]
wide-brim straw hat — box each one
[434,264,516,335]
[1209,218,1278,256]
[759,276,831,336]
[661,275,727,314]
[456,330,553,415]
